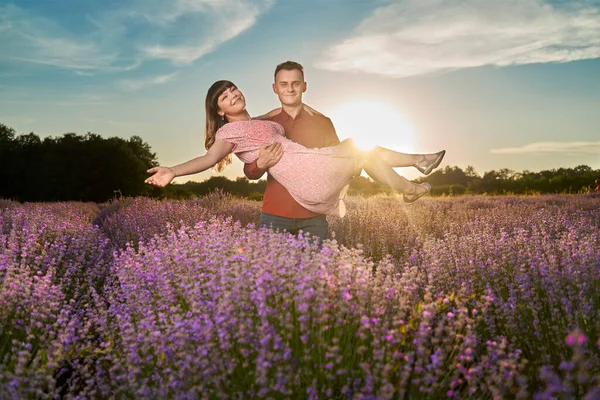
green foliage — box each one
[0,124,158,202]
[161,176,267,199]
[347,166,600,198]
[418,165,600,196]
[347,176,391,197]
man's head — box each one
[273,61,306,108]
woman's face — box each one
[217,86,246,118]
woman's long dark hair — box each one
[205,80,234,172]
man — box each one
[244,61,340,243]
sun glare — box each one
[329,100,416,153]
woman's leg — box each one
[341,140,420,168]
[362,152,429,198]
[370,146,443,168]
[369,146,420,167]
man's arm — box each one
[324,117,341,146]
[244,160,266,180]
[253,107,282,121]
[302,103,340,146]
[243,142,284,180]
[302,103,319,116]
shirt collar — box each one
[280,106,304,122]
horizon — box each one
[2,117,600,181]
[1,0,599,183]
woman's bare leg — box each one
[370,146,444,168]
[361,152,429,197]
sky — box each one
[1,0,599,183]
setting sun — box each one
[329,100,416,153]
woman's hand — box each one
[145,167,176,187]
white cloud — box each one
[136,0,270,65]
[118,73,179,91]
[141,43,215,66]
[12,34,119,71]
[316,0,600,78]
[0,0,274,73]
[491,141,600,154]
[0,4,125,72]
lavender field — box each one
[1,192,599,399]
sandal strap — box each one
[414,154,428,168]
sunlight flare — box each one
[329,100,416,153]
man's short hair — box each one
[274,61,304,81]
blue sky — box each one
[1,0,599,183]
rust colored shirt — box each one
[244,106,340,218]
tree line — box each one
[349,165,600,197]
[421,165,600,196]
[1,123,158,202]
[0,123,269,202]
[1,123,598,203]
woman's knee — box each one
[364,147,383,164]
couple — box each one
[146,61,445,243]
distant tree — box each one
[348,176,390,196]
[574,165,592,174]
[0,124,18,199]
[15,132,45,200]
[481,170,506,194]
[0,124,158,202]
[158,176,268,199]
[418,166,479,195]
[464,165,480,178]
[0,123,15,141]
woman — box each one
[146,80,445,217]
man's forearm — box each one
[244,160,266,180]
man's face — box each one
[273,69,306,107]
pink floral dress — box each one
[216,120,362,217]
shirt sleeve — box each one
[215,125,240,151]
[244,159,266,180]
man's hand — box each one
[256,142,283,169]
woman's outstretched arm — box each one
[145,140,234,187]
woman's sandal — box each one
[403,182,431,204]
[414,150,446,175]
